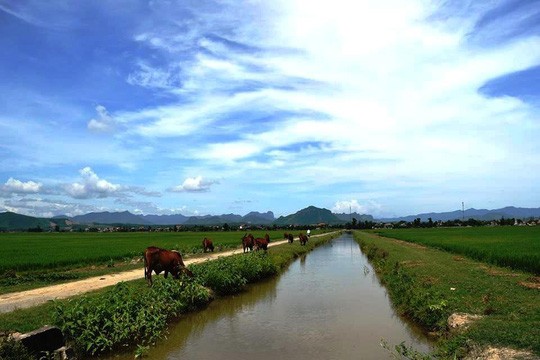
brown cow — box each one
[287,233,294,244]
[143,246,193,286]
[242,233,254,253]
[299,233,308,246]
[254,233,270,251]
[202,237,214,252]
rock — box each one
[14,325,66,356]
[54,345,76,360]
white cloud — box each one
[2,177,42,194]
[87,105,116,133]
[169,176,218,193]
[332,200,383,216]
[65,167,122,199]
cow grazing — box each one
[143,246,193,286]
[299,233,308,246]
[283,233,294,244]
[254,233,270,251]
[242,233,254,253]
[202,237,214,252]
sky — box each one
[0,0,539,219]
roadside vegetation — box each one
[354,229,540,358]
[0,232,337,358]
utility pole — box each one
[462,202,465,221]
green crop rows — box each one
[374,226,540,274]
[0,231,303,272]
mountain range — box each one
[378,206,540,222]
[1,206,539,231]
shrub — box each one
[54,278,210,356]
[191,252,278,295]
[0,336,33,360]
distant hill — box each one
[274,206,343,225]
[141,214,189,225]
[334,212,374,222]
[243,211,275,224]
[0,212,71,231]
[176,211,275,226]
[72,211,276,226]
[3,205,540,231]
[183,214,243,225]
[377,206,540,222]
[72,211,152,225]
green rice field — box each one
[375,226,540,274]
[0,230,301,273]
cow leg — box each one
[164,270,169,278]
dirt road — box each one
[0,238,294,314]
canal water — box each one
[120,233,432,359]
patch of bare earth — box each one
[391,239,428,250]
[518,276,540,290]
[399,260,424,268]
[465,346,537,360]
[447,313,483,331]
[478,265,520,277]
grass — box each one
[0,231,293,272]
[0,230,317,293]
[354,230,540,358]
[374,226,540,274]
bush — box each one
[54,278,210,356]
[0,336,33,360]
[191,252,278,295]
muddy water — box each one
[119,234,432,359]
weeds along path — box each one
[0,234,326,314]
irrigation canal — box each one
[107,233,433,359]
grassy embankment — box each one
[354,227,539,358]
[0,230,318,294]
[0,232,338,357]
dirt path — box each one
[0,238,301,314]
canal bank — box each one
[353,230,539,359]
[106,233,433,360]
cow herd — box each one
[143,232,310,286]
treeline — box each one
[371,217,535,229]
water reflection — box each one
[108,234,432,360]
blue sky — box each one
[1,0,539,219]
